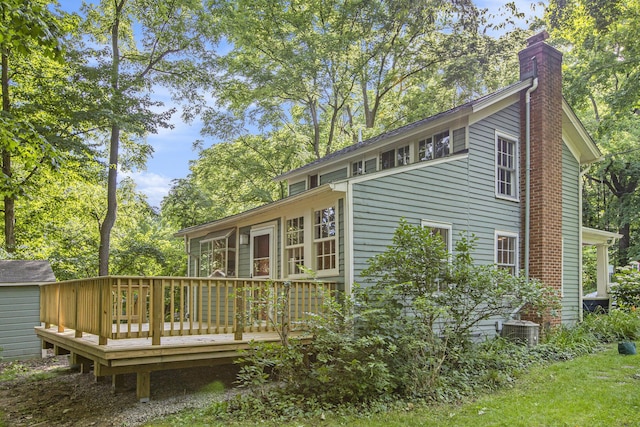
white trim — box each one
[495,130,520,202]
[346,181,354,296]
[495,230,520,273]
[312,204,340,278]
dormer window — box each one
[380,145,410,170]
[397,145,410,166]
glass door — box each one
[250,227,273,278]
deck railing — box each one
[39,276,335,345]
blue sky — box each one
[60,0,542,208]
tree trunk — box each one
[99,123,120,275]
[98,0,125,275]
[1,48,15,253]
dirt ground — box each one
[0,353,240,427]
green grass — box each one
[148,345,640,427]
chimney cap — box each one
[527,31,550,46]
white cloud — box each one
[123,170,173,208]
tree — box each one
[75,0,213,275]
[546,0,640,264]
[205,0,488,160]
[0,0,63,253]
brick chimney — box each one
[519,32,564,328]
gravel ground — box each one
[0,353,240,426]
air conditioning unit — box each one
[501,320,539,347]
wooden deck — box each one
[36,276,333,402]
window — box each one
[314,206,337,272]
[309,174,318,189]
[397,145,410,166]
[380,149,395,170]
[421,220,452,253]
[351,160,364,176]
[496,232,518,275]
[285,216,305,275]
[419,130,450,161]
[496,135,518,199]
[418,137,433,161]
[199,229,236,277]
[421,220,452,292]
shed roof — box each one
[0,260,56,284]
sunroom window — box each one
[199,229,236,277]
[314,207,337,272]
[285,216,305,275]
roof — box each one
[275,79,533,182]
[0,260,56,284]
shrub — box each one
[611,266,640,310]
[581,309,640,342]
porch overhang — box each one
[582,227,622,300]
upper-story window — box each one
[380,145,410,170]
[309,174,318,189]
[352,160,364,176]
[419,130,450,161]
[380,149,395,170]
[496,134,518,200]
[397,145,410,166]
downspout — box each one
[525,57,538,280]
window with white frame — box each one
[422,220,452,291]
[314,206,337,272]
[285,216,305,275]
[351,160,364,176]
[199,229,236,277]
[496,135,518,199]
[380,149,395,170]
[397,145,410,166]
[421,220,452,253]
[419,130,450,161]
[495,232,518,275]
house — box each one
[176,32,618,332]
[0,260,56,360]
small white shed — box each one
[0,260,55,360]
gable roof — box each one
[0,260,56,285]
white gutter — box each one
[524,57,538,280]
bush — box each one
[581,309,640,342]
[611,266,640,310]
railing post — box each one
[234,282,244,341]
[152,279,163,345]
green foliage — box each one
[611,265,640,310]
[581,309,640,342]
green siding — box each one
[238,226,251,278]
[352,102,521,337]
[0,286,41,360]
[562,142,581,325]
[320,168,348,185]
[289,181,306,196]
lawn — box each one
[150,345,640,427]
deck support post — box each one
[234,287,244,341]
[152,279,163,345]
[137,371,151,403]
